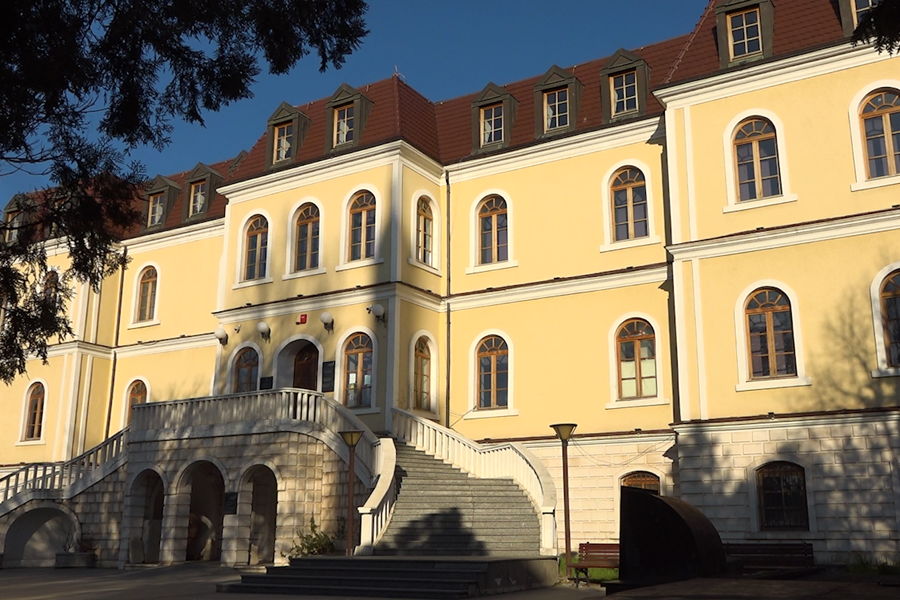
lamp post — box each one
[339,430,363,556]
[551,423,577,580]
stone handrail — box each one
[0,427,128,508]
[130,388,379,479]
[391,408,558,556]
[356,437,397,555]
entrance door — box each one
[293,345,319,390]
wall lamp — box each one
[214,326,229,346]
[367,303,386,324]
[256,321,271,341]
[320,311,334,332]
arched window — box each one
[244,216,269,280]
[413,337,431,411]
[880,269,900,368]
[294,204,320,272]
[127,380,147,425]
[476,335,509,409]
[233,348,260,393]
[43,271,59,303]
[24,383,44,440]
[343,333,373,408]
[756,461,808,530]
[622,471,660,493]
[733,118,781,201]
[611,168,648,242]
[348,192,376,261]
[617,319,657,399]
[136,267,157,322]
[478,196,508,265]
[416,197,433,266]
[860,89,900,179]
[745,288,796,379]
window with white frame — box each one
[348,192,376,262]
[616,319,657,399]
[611,167,648,241]
[413,336,431,411]
[476,335,509,410]
[244,215,269,281]
[343,333,373,408]
[294,203,320,272]
[416,197,434,266]
[860,89,900,180]
[127,380,147,425]
[136,266,158,323]
[478,196,508,265]
[23,383,45,441]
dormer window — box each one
[482,104,504,146]
[143,174,180,231]
[471,83,518,154]
[715,0,773,68]
[544,89,568,132]
[148,193,165,227]
[335,104,355,145]
[190,182,207,217]
[612,70,638,116]
[4,210,22,243]
[599,50,649,123]
[182,163,220,221]
[855,0,880,25]
[533,66,582,138]
[273,121,293,162]
[265,102,310,170]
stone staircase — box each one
[374,442,541,557]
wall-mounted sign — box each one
[322,361,335,393]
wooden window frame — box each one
[244,216,269,281]
[477,196,508,266]
[745,288,796,380]
[43,271,59,303]
[24,383,44,441]
[265,102,310,170]
[543,88,569,133]
[622,471,661,493]
[533,66,582,138]
[416,197,433,266]
[189,181,207,217]
[616,319,657,399]
[481,104,504,147]
[343,333,373,408]
[294,203,320,272]
[4,210,22,243]
[127,380,147,425]
[854,0,879,26]
[413,337,431,411]
[860,90,900,180]
[476,335,509,410]
[611,168,649,242]
[611,70,639,117]
[334,104,355,146]
[273,121,294,163]
[880,269,900,368]
[757,462,809,531]
[233,348,260,393]
[348,192,376,262]
[147,193,165,227]
[136,267,157,322]
[728,7,762,60]
[733,118,782,202]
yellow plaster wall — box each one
[78,356,113,451]
[400,165,443,292]
[395,299,443,419]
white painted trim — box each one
[684,105,698,241]
[465,329,515,419]
[599,158,660,249]
[408,330,439,414]
[284,197,326,278]
[73,282,89,341]
[272,334,324,391]
[733,279,811,391]
[722,194,798,213]
[214,287,399,323]
[408,190,442,274]
[234,209,274,286]
[225,341,264,395]
[391,160,402,282]
[869,260,900,373]
[722,109,796,210]
[468,189,515,272]
[44,341,113,360]
[19,379,49,444]
[598,236,661,254]
[116,333,218,358]
[745,454,818,534]
[334,326,379,411]
[673,259,691,421]
[216,204,232,311]
[125,219,223,255]
[605,398,669,409]
[61,351,79,461]
[76,356,93,455]
[691,260,708,420]
[387,297,399,432]
[338,185,385,268]
[666,107,683,244]
[847,79,900,186]
[122,377,151,430]
[606,311,669,406]
[128,261,161,328]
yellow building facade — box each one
[2,0,899,566]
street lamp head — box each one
[339,430,363,448]
[550,423,578,442]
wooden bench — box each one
[571,542,619,587]
[723,542,815,571]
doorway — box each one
[292,344,319,390]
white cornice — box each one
[43,341,113,360]
[116,333,218,358]
[213,286,400,323]
[446,118,664,183]
[448,266,669,311]
[523,431,675,450]
[655,42,891,108]
[124,219,224,254]
[669,210,900,260]
[673,410,900,434]
[220,142,443,205]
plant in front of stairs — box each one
[55,532,97,568]
[285,517,336,557]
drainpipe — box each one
[104,246,128,439]
[444,169,452,429]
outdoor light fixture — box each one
[233,324,242,334]
[256,321,270,340]
[339,430,364,556]
[367,303,386,324]
[320,311,334,332]
[551,422,577,580]
[213,326,228,346]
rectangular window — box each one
[729,8,762,59]
[148,193,165,227]
[273,122,293,162]
[854,0,880,25]
[335,105,354,145]
[612,71,638,115]
[190,181,207,216]
[482,104,503,145]
[544,89,568,131]
[4,211,22,242]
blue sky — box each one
[1,0,709,201]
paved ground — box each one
[1,563,899,600]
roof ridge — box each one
[663,0,717,85]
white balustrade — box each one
[356,437,397,555]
